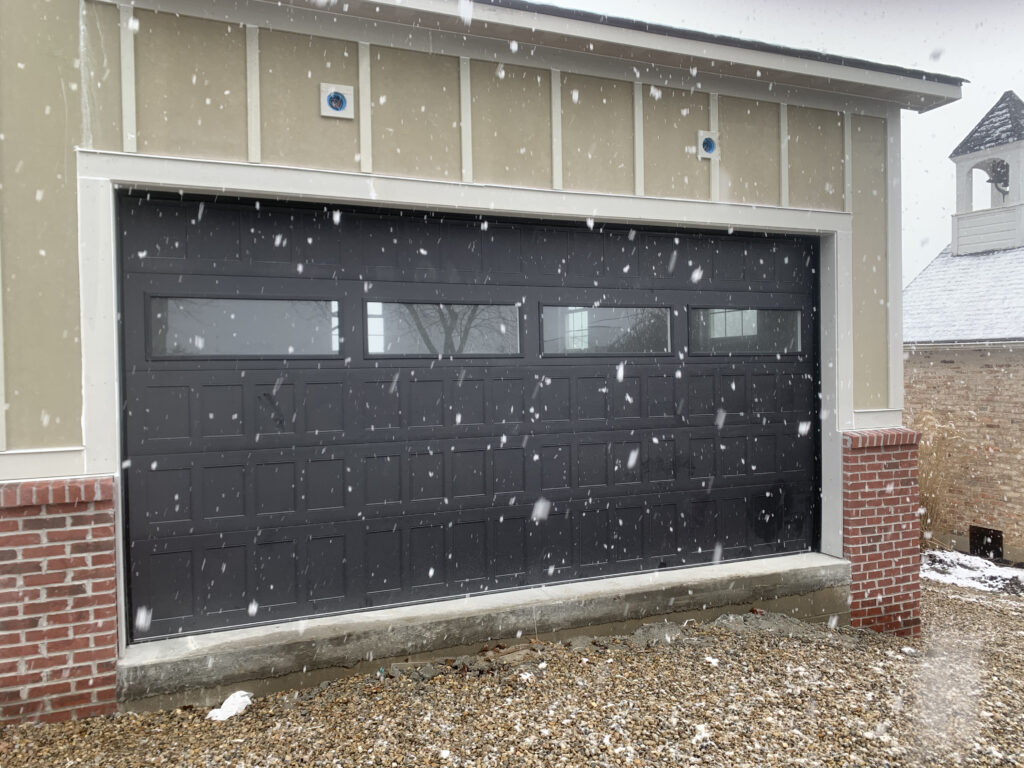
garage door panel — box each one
[122,196,819,639]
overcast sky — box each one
[544,0,1024,285]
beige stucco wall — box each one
[788,106,844,211]
[370,47,461,180]
[260,31,360,171]
[561,73,634,195]
[719,96,780,206]
[7,3,906,454]
[0,1,83,448]
[850,115,889,409]
[81,0,123,152]
[134,10,248,161]
[642,86,709,200]
[470,61,552,188]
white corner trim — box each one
[633,81,644,197]
[886,105,903,413]
[843,111,853,213]
[459,57,473,184]
[245,26,261,164]
[77,177,121,478]
[709,93,720,202]
[779,103,790,208]
[358,42,373,174]
[118,4,137,153]
[819,228,854,557]
[0,218,6,451]
[551,69,563,191]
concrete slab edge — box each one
[117,553,850,703]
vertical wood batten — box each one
[245,26,261,164]
[118,4,137,153]
[358,42,372,174]
[779,103,790,207]
[551,68,563,190]
[709,93,720,202]
[843,112,854,213]
[633,81,644,197]
[459,57,473,183]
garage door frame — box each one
[75,148,855,652]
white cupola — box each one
[951,90,1024,255]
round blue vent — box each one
[326,91,347,112]
[701,136,717,155]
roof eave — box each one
[270,0,963,111]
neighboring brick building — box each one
[904,91,1024,562]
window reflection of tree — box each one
[386,304,516,355]
[600,308,670,354]
[545,307,668,354]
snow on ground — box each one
[922,548,1024,595]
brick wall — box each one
[842,428,921,636]
[904,344,1024,561]
[0,477,118,723]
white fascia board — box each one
[91,0,958,114]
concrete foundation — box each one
[118,552,850,711]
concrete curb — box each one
[118,553,850,706]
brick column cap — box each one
[842,427,921,450]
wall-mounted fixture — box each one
[697,130,719,160]
[320,83,355,119]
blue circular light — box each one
[702,136,716,155]
[327,91,347,112]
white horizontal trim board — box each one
[852,409,904,430]
[92,0,908,119]
[78,150,851,234]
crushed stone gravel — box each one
[3,580,1023,767]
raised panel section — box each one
[409,380,444,427]
[453,451,487,498]
[200,386,244,437]
[307,459,346,511]
[453,521,487,582]
[199,545,247,614]
[364,455,401,505]
[201,466,245,520]
[304,383,345,433]
[255,463,295,515]
[255,540,298,606]
[493,449,525,494]
[143,387,191,440]
[409,452,444,501]
[540,445,571,490]
[307,535,347,601]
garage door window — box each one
[365,302,520,356]
[150,297,340,357]
[689,308,802,355]
[542,306,671,355]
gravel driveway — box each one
[3,580,1022,767]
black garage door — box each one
[120,193,819,640]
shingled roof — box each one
[950,90,1024,157]
[903,244,1024,344]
